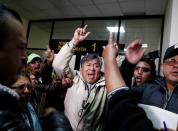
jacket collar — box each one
[0,83,20,100]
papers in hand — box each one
[138,104,178,130]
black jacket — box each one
[132,77,178,114]
[0,85,72,131]
[120,59,135,87]
[0,87,31,130]
[120,59,178,114]
[105,89,156,131]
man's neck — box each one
[166,82,176,93]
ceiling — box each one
[0,0,167,20]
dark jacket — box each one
[0,85,31,130]
[42,111,72,131]
[132,77,178,114]
[30,80,64,115]
[120,59,178,114]
[31,61,66,113]
[20,103,42,131]
[0,84,72,131]
[105,89,155,131]
[120,59,135,87]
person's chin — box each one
[86,79,95,84]
[136,82,143,86]
[35,72,41,78]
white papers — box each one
[138,104,178,130]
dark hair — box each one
[139,57,156,79]
[80,53,102,68]
[17,70,32,84]
[0,4,22,45]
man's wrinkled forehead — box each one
[83,59,100,65]
[81,54,102,66]
[30,57,42,64]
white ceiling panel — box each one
[93,0,118,4]
[70,0,94,6]
[59,6,83,18]
[145,0,167,15]
[0,0,167,20]
[119,1,145,14]
[77,5,102,17]
[49,0,72,7]
[97,3,123,16]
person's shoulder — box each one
[0,109,30,131]
[155,75,164,82]
[0,86,19,109]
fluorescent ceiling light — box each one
[107,26,125,33]
[142,44,148,48]
[120,26,125,33]
[107,27,118,32]
[124,44,148,52]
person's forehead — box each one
[30,57,42,63]
[6,15,26,44]
[7,14,24,32]
[84,58,99,64]
[164,55,178,62]
[137,61,151,67]
[170,55,178,59]
[17,76,30,82]
[12,77,30,87]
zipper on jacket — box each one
[163,87,175,109]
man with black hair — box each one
[121,40,178,114]
[0,4,72,130]
[0,4,30,130]
[102,33,155,131]
[53,25,107,131]
[133,57,156,86]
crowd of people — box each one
[0,4,178,131]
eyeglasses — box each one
[164,58,178,66]
[135,66,151,72]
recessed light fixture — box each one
[107,26,125,33]
[124,44,148,52]
[120,26,125,33]
[142,44,148,48]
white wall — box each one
[27,24,50,49]
[21,17,28,35]
[170,0,178,44]
[162,0,178,61]
[162,0,172,61]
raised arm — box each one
[53,25,90,79]
[102,33,126,93]
[70,25,91,48]
[125,39,146,64]
[103,35,154,131]
[120,39,146,86]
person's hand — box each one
[61,74,73,88]
[102,32,118,62]
[41,107,57,118]
[125,39,146,64]
[29,74,38,89]
[71,25,90,47]
[45,46,54,65]
[102,32,126,93]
